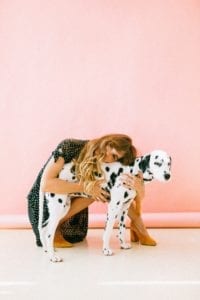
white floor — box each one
[1,228,200,300]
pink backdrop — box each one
[1,0,200,227]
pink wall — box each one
[1,0,200,226]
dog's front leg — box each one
[45,215,63,262]
[103,202,120,256]
[46,197,70,262]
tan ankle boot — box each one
[128,202,157,246]
[54,228,73,248]
[130,221,157,246]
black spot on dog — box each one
[154,162,162,167]
[120,215,124,222]
[139,155,150,172]
[70,165,75,173]
[42,220,48,228]
[124,199,131,204]
[148,170,153,175]
[164,173,170,180]
[50,193,55,197]
[110,172,117,186]
[105,166,110,172]
[48,234,51,238]
[124,191,128,198]
[116,201,120,205]
[58,198,63,203]
[107,172,117,189]
[72,176,76,180]
[108,182,112,189]
[118,168,124,176]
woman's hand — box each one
[120,172,145,198]
[84,180,110,203]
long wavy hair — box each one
[75,134,137,188]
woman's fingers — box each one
[120,172,144,189]
[120,174,135,189]
[92,180,110,202]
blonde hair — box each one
[75,134,137,191]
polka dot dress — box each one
[27,139,89,246]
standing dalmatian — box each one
[38,149,171,262]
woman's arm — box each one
[41,156,109,201]
[41,157,84,194]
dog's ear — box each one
[139,155,150,172]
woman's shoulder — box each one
[58,138,88,152]
[61,138,88,146]
[52,138,88,163]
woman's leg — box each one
[55,197,157,247]
[60,197,94,222]
[54,197,94,247]
[128,202,157,246]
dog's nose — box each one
[164,173,170,180]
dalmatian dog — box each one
[38,150,171,262]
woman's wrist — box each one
[135,186,145,200]
[77,182,85,193]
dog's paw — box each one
[103,248,113,256]
[49,254,63,263]
[121,243,131,250]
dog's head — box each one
[138,150,172,182]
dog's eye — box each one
[154,162,162,167]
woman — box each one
[27,133,156,248]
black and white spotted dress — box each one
[27,139,89,246]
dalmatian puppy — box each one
[38,150,171,262]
